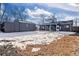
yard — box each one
[0,31,78,56]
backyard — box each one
[0,31,79,56]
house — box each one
[39,20,74,32]
[72,18,79,32]
[0,19,78,32]
[0,21,37,32]
[57,20,73,31]
[39,22,57,31]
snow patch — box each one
[32,48,41,52]
[0,31,65,49]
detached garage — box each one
[1,21,36,32]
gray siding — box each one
[59,24,72,31]
[39,25,56,31]
[2,22,36,32]
[14,22,20,32]
[39,20,73,31]
[4,22,15,32]
[20,23,29,31]
[58,20,73,31]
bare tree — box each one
[11,7,26,22]
[0,3,13,23]
[0,3,7,23]
[46,14,57,31]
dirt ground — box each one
[0,35,79,56]
[17,35,79,56]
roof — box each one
[19,21,34,24]
[57,20,73,24]
[39,20,73,26]
[39,22,57,25]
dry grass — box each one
[0,35,79,56]
[17,36,79,56]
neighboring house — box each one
[39,20,74,32]
[57,20,73,31]
[39,22,57,31]
[0,20,79,32]
[0,21,36,32]
[72,18,79,32]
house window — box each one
[59,26,61,30]
[66,25,69,28]
[42,26,44,29]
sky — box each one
[1,3,79,24]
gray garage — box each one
[1,21,36,32]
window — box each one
[66,25,69,28]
